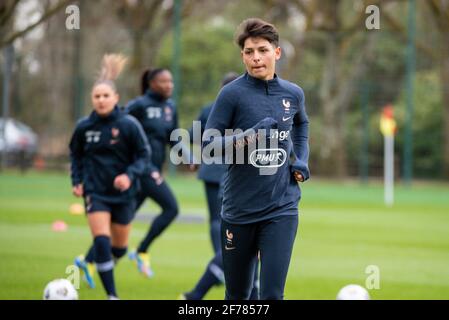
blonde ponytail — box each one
[94,53,128,91]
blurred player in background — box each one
[76,67,192,286]
[70,54,151,299]
[190,72,238,254]
[125,68,193,277]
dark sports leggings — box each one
[204,182,221,253]
[206,247,260,299]
[136,176,179,253]
[221,215,298,300]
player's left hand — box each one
[151,171,164,185]
[189,164,198,172]
[114,174,132,191]
[293,171,304,182]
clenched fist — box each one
[114,174,131,191]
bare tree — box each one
[383,0,449,178]
[277,0,379,177]
[0,0,20,44]
[0,0,72,48]
[114,0,202,72]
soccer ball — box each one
[336,284,370,300]
[43,279,78,300]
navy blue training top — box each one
[70,106,151,203]
[189,103,227,184]
[126,89,178,172]
[204,72,310,224]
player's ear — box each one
[275,46,281,61]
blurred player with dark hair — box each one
[125,68,193,277]
[76,67,192,284]
[190,72,239,254]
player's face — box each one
[241,37,281,81]
[150,70,174,99]
[91,84,119,117]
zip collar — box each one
[90,105,120,123]
[244,72,280,95]
[145,89,166,102]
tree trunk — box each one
[131,30,144,73]
[318,33,347,177]
[0,0,19,41]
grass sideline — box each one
[1,171,449,299]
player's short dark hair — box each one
[235,18,279,49]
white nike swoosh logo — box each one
[225,246,236,251]
[282,116,292,121]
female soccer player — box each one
[203,18,310,300]
[70,54,151,299]
[125,68,191,277]
[75,68,190,282]
[181,72,259,300]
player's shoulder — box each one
[278,77,305,103]
[120,114,143,128]
[165,98,177,111]
[224,73,246,90]
[278,78,304,96]
[74,116,91,132]
[217,74,246,100]
[201,103,214,115]
[126,95,147,110]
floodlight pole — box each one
[72,0,84,122]
[1,45,14,171]
[359,82,370,184]
[169,0,182,176]
[172,0,181,107]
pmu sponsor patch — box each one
[249,148,287,168]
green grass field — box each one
[1,171,449,300]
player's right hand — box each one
[72,184,83,197]
[114,174,132,191]
[189,164,199,172]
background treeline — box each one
[1,0,448,180]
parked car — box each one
[0,118,38,169]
